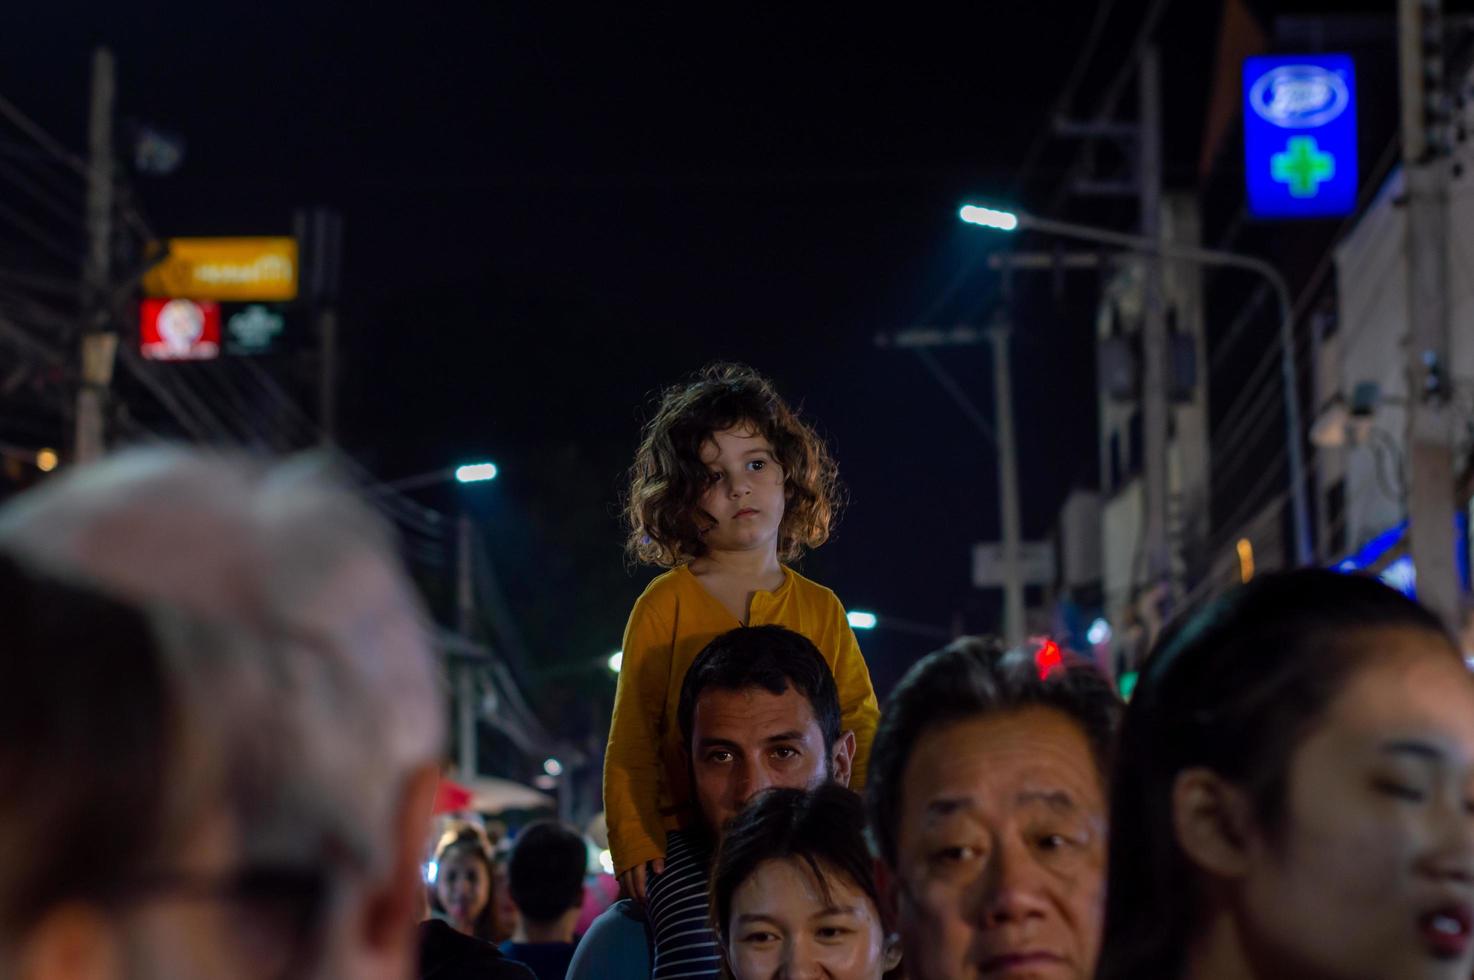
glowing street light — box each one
[543,757,564,777]
[846,611,878,630]
[957,201,1312,568]
[34,448,59,472]
[958,204,1020,231]
[607,651,624,673]
[454,462,498,484]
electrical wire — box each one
[1041,0,1175,218]
[912,346,998,446]
[0,156,84,230]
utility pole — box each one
[1398,0,1460,625]
[457,512,478,780]
[987,318,1026,648]
[295,207,343,447]
[1138,44,1172,599]
[877,324,1027,647]
[76,47,116,463]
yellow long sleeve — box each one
[601,565,880,876]
[603,591,679,876]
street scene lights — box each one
[455,462,498,483]
[958,200,1313,569]
[958,205,1020,232]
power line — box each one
[0,156,85,230]
[0,196,81,265]
[1008,0,1123,200]
[0,92,90,180]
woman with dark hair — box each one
[431,824,510,944]
[1097,569,1474,980]
[710,785,901,980]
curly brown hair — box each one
[624,363,842,567]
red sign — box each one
[140,298,221,361]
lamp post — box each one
[959,205,1314,568]
[847,609,952,641]
[380,460,499,779]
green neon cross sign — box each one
[1271,136,1336,198]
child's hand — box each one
[618,857,666,903]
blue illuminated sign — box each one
[1243,54,1357,218]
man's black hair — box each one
[676,624,842,753]
[507,821,587,925]
[865,637,1122,869]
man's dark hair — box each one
[865,636,1122,869]
[507,821,587,925]
[0,552,177,940]
[677,625,842,753]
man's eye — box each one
[816,926,852,941]
[741,930,778,945]
[1374,779,1426,802]
[706,751,733,764]
[932,845,980,865]
[770,746,798,761]
[1037,833,1073,851]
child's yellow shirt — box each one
[603,564,880,876]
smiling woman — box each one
[710,785,900,980]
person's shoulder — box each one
[629,566,694,614]
[783,565,844,608]
[566,899,651,980]
[417,919,535,980]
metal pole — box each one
[1398,0,1460,625]
[457,512,477,780]
[1139,45,1172,592]
[318,308,338,446]
[988,320,1026,648]
[76,47,115,463]
[1012,212,1315,566]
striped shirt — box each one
[647,830,720,980]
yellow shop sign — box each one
[144,237,298,301]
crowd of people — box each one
[3,363,1474,980]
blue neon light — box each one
[1243,54,1358,218]
[1334,520,1407,575]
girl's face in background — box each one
[435,848,490,933]
[697,425,786,555]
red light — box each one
[1035,639,1063,680]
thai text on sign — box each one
[143,237,299,301]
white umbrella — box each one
[465,776,554,814]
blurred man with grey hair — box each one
[0,446,447,980]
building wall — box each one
[1327,79,1474,558]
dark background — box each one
[1,1,1400,755]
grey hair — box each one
[0,446,445,874]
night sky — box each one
[3,2,1392,748]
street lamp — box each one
[960,202,1313,567]
[455,462,498,483]
[847,609,952,641]
[378,460,499,494]
[378,458,499,781]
